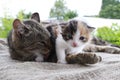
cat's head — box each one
[12,12,51,54]
[62,20,95,47]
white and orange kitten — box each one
[56,20,95,63]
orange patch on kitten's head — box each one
[77,21,94,41]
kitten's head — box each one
[12,12,51,55]
[62,20,95,47]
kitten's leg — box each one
[35,53,44,62]
[103,46,120,54]
[66,53,102,64]
[56,34,67,64]
[83,45,120,54]
[56,48,67,64]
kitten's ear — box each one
[31,12,40,23]
[68,20,77,32]
[87,26,95,32]
[13,19,22,29]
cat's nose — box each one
[72,42,77,47]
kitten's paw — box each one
[35,56,44,62]
[66,53,102,64]
[83,53,102,64]
[57,60,67,64]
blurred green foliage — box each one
[96,23,120,46]
[101,0,119,9]
[99,0,120,19]
[17,10,32,20]
[99,4,120,19]
[50,0,67,20]
[0,15,14,38]
[49,0,78,20]
[64,10,78,21]
[0,10,31,38]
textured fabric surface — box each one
[0,41,120,80]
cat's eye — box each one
[67,34,72,39]
[79,36,84,40]
[79,36,87,42]
[24,28,29,34]
[62,34,73,40]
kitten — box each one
[55,20,102,64]
[7,13,52,62]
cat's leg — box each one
[66,52,102,64]
[56,34,68,64]
[83,44,120,54]
[102,46,120,54]
[56,48,67,64]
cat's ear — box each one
[68,20,77,32]
[87,26,95,32]
[31,12,40,23]
[13,19,22,29]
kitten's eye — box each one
[79,36,87,42]
[68,34,72,39]
[79,36,85,40]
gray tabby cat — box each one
[7,13,52,61]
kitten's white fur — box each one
[56,21,89,64]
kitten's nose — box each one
[72,42,77,47]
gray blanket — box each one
[0,41,120,80]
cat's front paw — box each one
[66,53,102,64]
[35,56,44,62]
[78,53,102,64]
[57,60,67,64]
